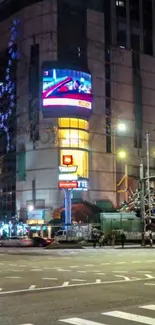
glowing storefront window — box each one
[60,149,88,178]
[59,129,89,149]
[58,118,89,131]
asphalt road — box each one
[0,247,155,325]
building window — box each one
[87,0,104,11]
[116,0,127,47]
[59,129,89,150]
[116,1,125,7]
[58,118,89,130]
[130,0,140,51]
[60,149,88,178]
[143,0,153,55]
[58,0,87,67]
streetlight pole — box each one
[140,160,145,246]
[146,132,151,220]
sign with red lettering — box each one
[58,181,78,189]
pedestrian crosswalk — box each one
[59,304,155,325]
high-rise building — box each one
[0,0,154,222]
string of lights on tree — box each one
[0,19,19,152]
[121,187,155,217]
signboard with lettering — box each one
[58,181,78,189]
[59,166,77,173]
[58,173,78,181]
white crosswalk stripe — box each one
[141,306,155,311]
[59,304,155,325]
[103,311,155,324]
[59,318,105,325]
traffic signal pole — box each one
[140,161,145,246]
[146,132,151,220]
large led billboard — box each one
[42,68,92,118]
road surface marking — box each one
[59,317,105,325]
[116,262,126,264]
[115,275,130,281]
[31,269,42,272]
[84,264,94,267]
[9,264,16,266]
[96,279,101,283]
[0,263,4,265]
[29,285,36,290]
[101,263,110,265]
[42,278,58,280]
[131,261,141,263]
[57,269,71,272]
[6,276,21,279]
[69,266,78,268]
[146,260,155,263]
[95,273,105,276]
[137,271,152,273]
[141,305,155,311]
[112,271,128,273]
[0,276,154,295]
[145,274,154,279]
[103,310,155,324]
[62,282,69,287]
[20,324,34,325]
[145,283,155,286]
[72,279,86,282]
[12,269,24,272]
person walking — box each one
[92,229,98,248]
[121,231,126,248]
[99,232,105,247]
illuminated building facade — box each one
[0,0,155,220]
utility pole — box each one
[140,161,145,246]
[146,132,151,220]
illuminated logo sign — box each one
[74,180,88,191]
[59,166,77,173]
[58,181,78,189]
[58,173,78,181]
[63,155,73,166]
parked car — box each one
[32,237,52,247]
[0,236,33,247]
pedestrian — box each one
[121,232,126,248]
[149,232,153,247]
[92,230,98,248]
[99,232,105,247]
[111,232,115,247]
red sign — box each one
[62,155,73,166]
[58,181,78,189]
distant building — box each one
[0,0,154,222]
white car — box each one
[0,236,33,247]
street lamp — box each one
[116,122,127,133]
[117,150,127,159]
[117,150,128,202]
[27,205,34,212]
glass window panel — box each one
[70,118,78,128]
[79,130,89,141]
[58,118,70,127]
[78,119,85,129]
[85,120,89,130]
[59,129,89,149]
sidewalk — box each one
[83,244,155,249]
